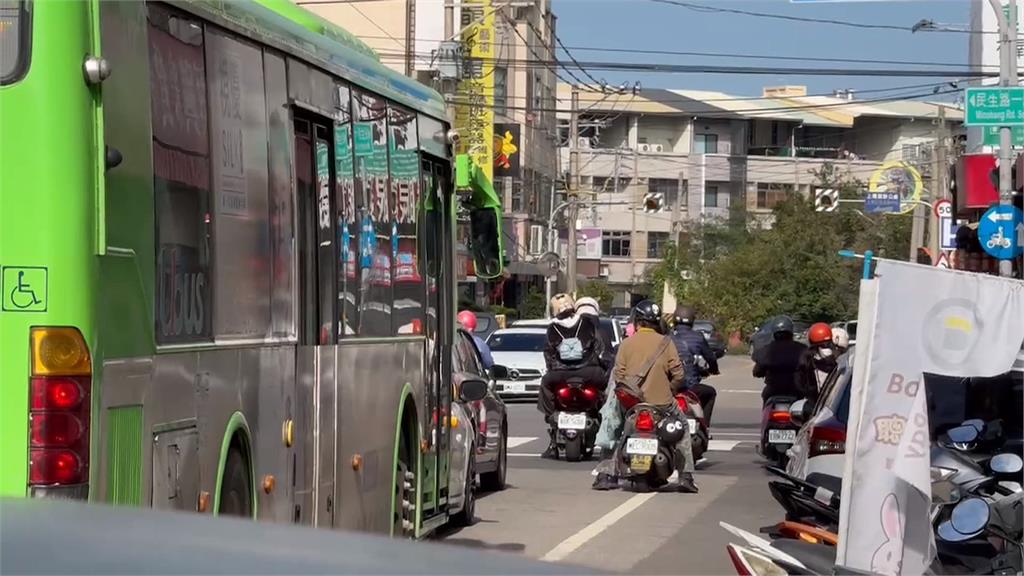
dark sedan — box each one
[454,328,508,491]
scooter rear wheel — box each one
[564,435,584,462]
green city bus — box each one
[0,0,502,537]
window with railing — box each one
[756,183,793,210]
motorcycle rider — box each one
[593,300,697,493]
[538,295,609,459]
[668,305,720,427]
[458,310,494,369]
[798,322,837,405]
[752,316,807,404]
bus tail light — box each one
[28,328,91,499]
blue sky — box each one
[553,0,974,99]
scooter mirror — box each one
[990,453,1024,475]
[945,425,979,445]
[950,497,990,538]
[936,520,973,543]
[962,418,985,432]
[788,399,808,426]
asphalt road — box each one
[438,355,783,575]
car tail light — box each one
[28,328,91,497]
[809,424,846,458]
[675,394,689,412]
[635,410,655,433]
[769,410,791,423]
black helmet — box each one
[632,300,662,328]
[771,315,795,336]
[674,305,696,327]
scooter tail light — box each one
[635,410,656,433]
[726,544,788,576]
[615,388,641,411]
[557,386,573,400]
[769,410,791,423]
[582,387,598,401]
[675,394,689,412]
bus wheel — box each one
[219,445,252,517]
[393,427,415,538]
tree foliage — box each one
[576,279,616,312]
[646,163,911,336]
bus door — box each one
[293,116,337,528]
[420,157,453,515]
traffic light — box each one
[642,192,664,213]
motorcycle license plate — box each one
[557,412,587,430]
[626,437,659,455]
[768,429,796,444]
[687,419,697,434]
[502,382,526,393]
[629,455,652,473]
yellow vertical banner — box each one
[454,0,494,183]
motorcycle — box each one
[616,388,690,492]
[552,376,604,461]
[760,395,800,467]
[677,389,710,462]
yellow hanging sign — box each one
[868,161,923,215]
[453,0,495,183]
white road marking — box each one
[540,492,657,563]
[713,432,760,437]
[507,436,538,448]
[719,389,761,394]
[708,440,742,451]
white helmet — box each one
[832,327,850,349]
[575,296,600,316]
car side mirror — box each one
[459,378,488,402]
[789,399,809,426]
[489,364,509,380]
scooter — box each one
[677,389,710,462]
[616,388,690,492]
[552,376,604,461]
[760,395,800,467]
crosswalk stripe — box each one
[507,436,537,448]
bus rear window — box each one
[0,1,29,84]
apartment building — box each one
[557,85,964,305]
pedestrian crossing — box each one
[507,436,752,456]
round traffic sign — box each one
[978,205,1024,260]
[934,199,952,219]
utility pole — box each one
[988,0,1019,277]
[928,107,949,260]
[672,171,685,247]
[566,84,580,294]
[629,146,639,292]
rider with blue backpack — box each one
[538,295,610,459]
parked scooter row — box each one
[723,419,1024,575]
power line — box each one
[497,9,587,94]
[646,0,994,35]
[374,51,997,78]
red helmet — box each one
[457,310,477,331]
[808,322,833,346]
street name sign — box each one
[982,125,1024,148]
[864,192,900,214]
[964,87,1024,127]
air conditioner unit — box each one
[638,143,652,153]
[528,225,545,255]
[650,144,664,153]
[577,137,591,149]
[599,264,610,278]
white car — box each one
[486,328,548,399]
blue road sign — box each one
[864,192,901,214]
[979,205,1024,260]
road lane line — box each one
[540,492,657,563]
[509,452,540,457]
[507,436,538,448]
[708,440,742,451]
[719,389,761,394]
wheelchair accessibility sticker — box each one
[2,266,47,312]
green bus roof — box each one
[184,0,448,120]
[251,0,379,61]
